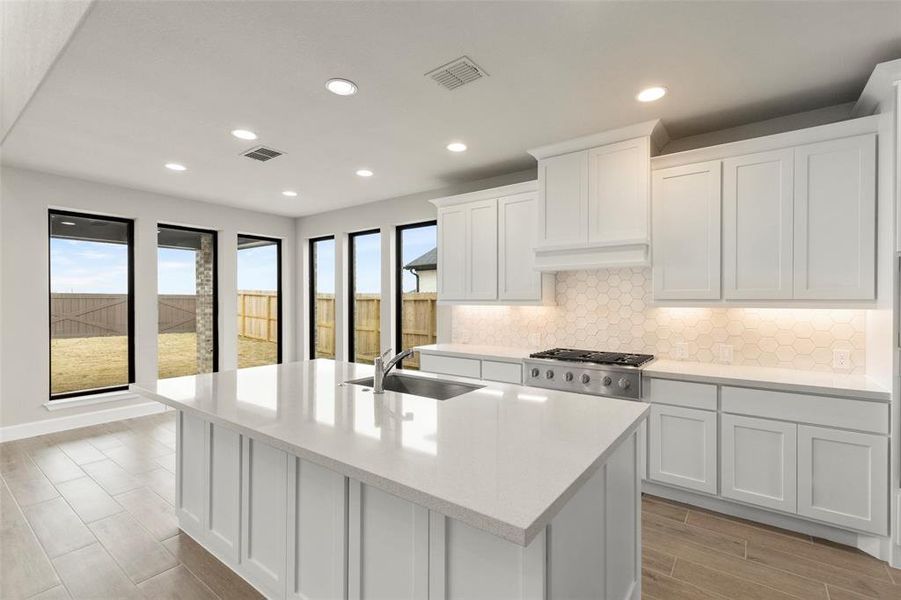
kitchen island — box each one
[132,359,648,600]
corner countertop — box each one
[644,359,890,401]
[131,360,648,546]
[415,343,537,362]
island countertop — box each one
[131,359,648,545]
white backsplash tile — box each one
[451,267,866,373]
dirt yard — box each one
[51,333,278,394]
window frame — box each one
[48,209,135,400]
[156,223,220,375]
[308,235,335,359]
[394,220,438,370]
[347,228,382,363]
[237,233,283,365]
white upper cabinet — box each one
[587,137,650,246]
[529,120,665,271]
[723,149,794,300]
[652,161,722,300]
[793,134,876,300]
[433,182,553,305]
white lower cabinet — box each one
[242,438,288,598]
[176,411,206,539]
[797,425,888,535]
[206,423,242,562]
[721,414,797,513]
[648,404,717,494]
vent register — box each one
[426,56,487,90]
[242,146,284,162]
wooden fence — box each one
[313,292,437,368]
[237,291,278,343]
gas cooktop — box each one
[528,348,655,368]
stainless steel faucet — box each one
[373,348,414,393]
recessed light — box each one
[231,129,258,140]
[60,221,76,226]
[637,86,667,102]
[446,142,467,152]
[282,190,298,197]
[165,163,187,171]
[355,169,373,177]
[326,78,358,96]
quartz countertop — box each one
[644,359,890,401]
[415,343,537,361]
[131,360,648,545]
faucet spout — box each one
[373,349,415,393]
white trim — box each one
[527,119,666,160]
[0,400,168,442]
[429,181,537,208]
[43,390,141,411]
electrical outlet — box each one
[718,344,734,364]
[674,342,688,360]
[528,332,541,348]
[833,349,851,370]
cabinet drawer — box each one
[481,360,522,384]
[643,378,717,411]
[419,354,481,379]
[721,386,888,434]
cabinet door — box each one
[723,149,794,299]
[437,205,467,301]
[649,404,717,494]
[721,415,796,513]
[652,161,722,300]
[242,437,288,599]
[498,192,540,301]
[797,425,888,535]
[205,423,241,563]
[587,137,649,245]
[466,199,498,300]
[537,151,588,248]
[793,134,876,300]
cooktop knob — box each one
[580,373,591,384]
[602,376,612,386]
[565,372,574,382]
[618,377,631,390]
[530,367,540,378]
[545,370,554,379]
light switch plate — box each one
[717,344,734,364]
[833,349,851,370]
[674,342,688,360]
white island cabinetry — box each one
[139,360,647,600]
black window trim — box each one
[48,209,135,400]
[238,233,283,365]
[308,235,335,359]
[157,223,220,374]
[347,228,381,363]
[394,220,438,370]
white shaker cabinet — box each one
[797,425,888,535]
[587,136,650,246]
[436,204,467,301]
[648,404,717,494]
[720,414,797,513]
[436,199,497,301]
[498,192,540,301]
[722,149,794,300]
[793,134,876,300]
[536,151,588,248]
[651,161,722,300]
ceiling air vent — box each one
[242,145,284,162]
[426,56,487,90]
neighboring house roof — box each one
[403,247,437,271]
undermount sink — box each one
[345,374,483,401]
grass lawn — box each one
[51,333,278,395]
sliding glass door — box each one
[49,210,134,399]
[237,235,281,368]
[157,225,217,378]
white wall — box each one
[0,166,296,429]
[296,169,535,362]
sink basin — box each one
[345,374,484,400]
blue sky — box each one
[50,238,278,294]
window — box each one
[309,236,335,358]
[49,211,134,399]
[237,235,281,368]
[157,225,217,378]
[348,229,381,364]
[395,221,438,370]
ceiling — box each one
[3,1,900,217]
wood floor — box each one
[2,411,899,599]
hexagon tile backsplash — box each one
[451,267,866,374]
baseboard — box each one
[643,481,891,563]
[0,401,169,442]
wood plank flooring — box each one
[2,411,899,599]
